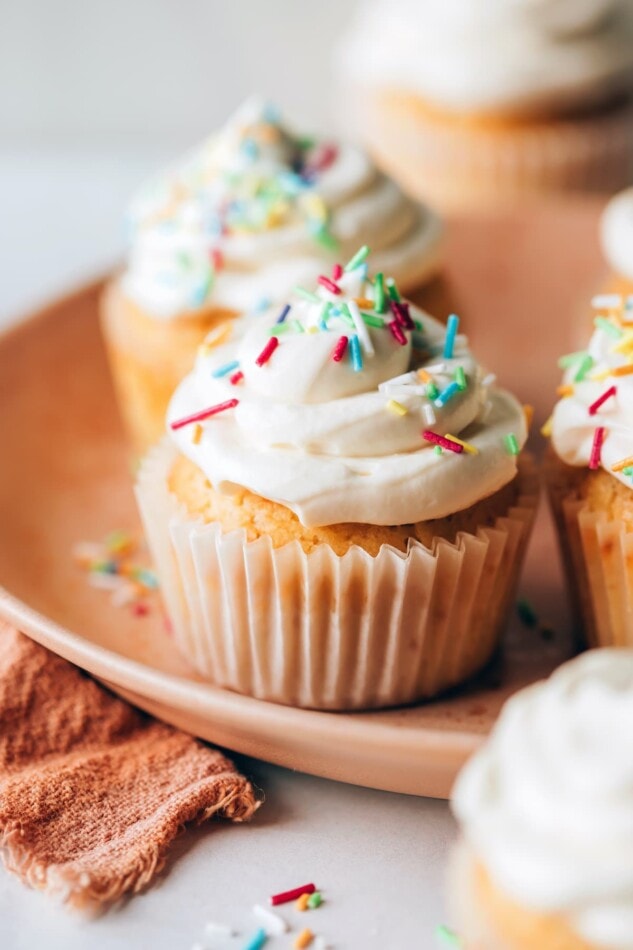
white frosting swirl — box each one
[121,100,442,320]
[551,316,633,490]
[167,265,526,527]
[601,188,633,280]
[339,0,633,116]
[452,649,633,949]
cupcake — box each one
[338,0,633,210]
[136,253,537,710]
[101,99,445,454]
[450,649,633,950]
[545,308,633,648]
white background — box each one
[0,3,458,949]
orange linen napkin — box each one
[0,621,259,908]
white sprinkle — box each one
[203,921,236,939]
[378,371,417,392]
[88,573,124,591]
[592,293,622,309]
[422,404,436,426]
[72,542,103,560]
[314,938,333,950]
[347,299,375,357]
[380,383,428,397]
[422,362,448,374]
[110,582,138,608]
[253,904,289,935]
[482,373,497,387]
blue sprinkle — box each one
[350,334,363,372]
[240,138,259,160]
[443,313,460,359]
[242,929,268,950]
[212,360,240,379]
[435,381,461,407]
[135,569,159,590]
[263,102,280,123]
[276,303,291,324]
[255,297,271,313]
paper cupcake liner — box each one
[351,89,633,210]
[548,482,633,649]
[136,441,538,710]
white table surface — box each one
[0,148,457,950]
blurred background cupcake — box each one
[601,186,633,299]
[450,648,633,949]
[101,98,446,454]
[338,0,633,210]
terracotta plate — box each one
[0,200,604,798]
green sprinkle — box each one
[454,366,467,390]
[504,433,520,455]
[558,350,588,369]
[434,445,443,455]
[413,319,424,331]
[374,272,386,313]
[624,466,633,476]
[573,353,594,382]
[361,311,386,328]
[386,277,401,302]
[292,319,305,334]
[517,598,538,628]
[307,892,322,909]
[435,924,462,948]
[294,286,320,303]
[104,530,133,554]
[594,316,624,339]
[339,304,356,329]
[344,244,370,271]
[269,323,292,335]
[426,381,439,400]
[177,251,192,269]
[312,224,339,252]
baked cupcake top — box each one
[339,0,633,118]
[121,100,442,320]
[601,188,633,280]
[452,649,633,949]
[167,251,527,527]
[550,300,633,490]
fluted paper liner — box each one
[549,487,633,649]
[137,441,538,710]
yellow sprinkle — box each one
[612,454,633,472]
[386,399,408,416]
[307,326,319,334]
[541,415,553,437]
[296,893,310,912]
[613,330,633,354]
[294,929,314,949]
[589,369,612,382]
[417,368,432,383]
[612,363,633,377]
[523,404,534,432]
[444,433,479,455]
[192,423,203,445]
[557,384,574,397]
[355,297,374,309]
[301,194,328,222]
[202,322,234,351]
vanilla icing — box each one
[121,100,442,320]
[167,262,526,527]
[453,649,633,949]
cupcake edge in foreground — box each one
[135,251,537,710]
[100,98,445,453]
[450,648,633,950]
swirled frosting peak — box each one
[167,253,527,527]
[121,100,443,320]
[452,649,633,948]
[551,299,633,490]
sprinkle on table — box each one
[73,531,158,614]
[242,928,268,950]
[589,426,606,470]
[170,398,239,430]
[422,431,464,454]
[504,433,520,456]
[588,385,617,415]
[443,314,460,359]
[296,893,311,912]
[270,883,316,906]
[294,929,314,949]
[252,905,288,935]
[307,892,323,909]
[332,335,348,362]
[255,336,279,366]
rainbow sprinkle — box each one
[73,531,158,614]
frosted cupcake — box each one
[546,310,633,648]
[451,649,633,950]
[338,0,633,210]
[136,252,537,710]
[101,99,445,453]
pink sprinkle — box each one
[589,426,606,470]
[229,370,244,385]
[422,430,464,454]
[388,320,407,346]
[306,143,338,175]
[318,275,342,295]
[210,248,224,271]
[390,299,414,330]
[256,336,279,367]
[588,385,617,416]
[170,398,239,431]
[270,883,316,907]
[133,602,149,617]
[332,263,343,281]
[332,335,348,362]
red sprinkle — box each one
[210,248,224,271]
[589,426,606,470]
[388,320,407,346]
[229,370,244,385]
[133,602,149,617]
[422,430,464,454]
[332,335,348,362]
[332,263,343,281]
[588,385,617,416]
[270,883,316,907]
[390,299,414,330]
[305,143,338,176]
[255,336,279,367]
[318,275,342,295]
[170,398,239,431]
